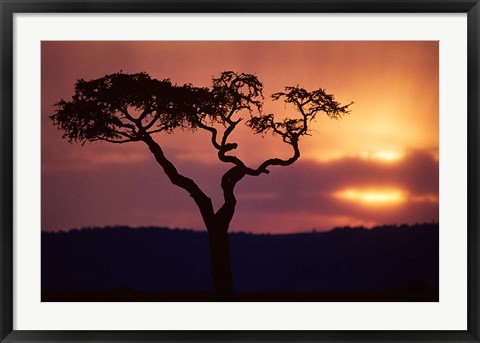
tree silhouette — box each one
[51,71,352,299]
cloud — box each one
[231,150,438,230]
[235,149,437,202]
[42,148,438,232]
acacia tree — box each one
[51,71,351,299]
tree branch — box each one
[142,114,160,131]
[92,137,137,144]
[119,107,140,124]
[247,139,301,176]
[195,121,222,150]
[140,134,215,226]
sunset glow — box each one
[41,41,439,233]
[361,151,405,163]
[334,188,408,206]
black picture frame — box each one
[1,0,479,342]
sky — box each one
[41,41,438,233]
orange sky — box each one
[41,41,438,233]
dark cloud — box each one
[42,149,438,232]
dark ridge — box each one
[42,223,438,301]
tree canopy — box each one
[51,71,352,175]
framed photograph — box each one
[1,1,479,342]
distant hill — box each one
[42,223,438,300]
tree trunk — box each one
[207,228,235,300]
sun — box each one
[334,188,407,206]
[360,151,404,163]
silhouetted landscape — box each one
[42,222,438,302]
